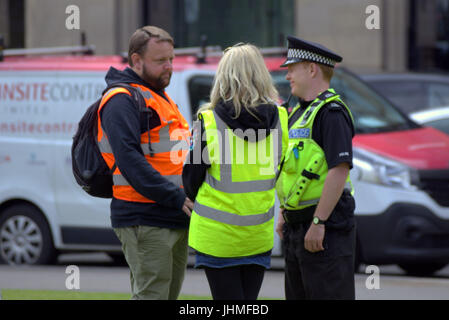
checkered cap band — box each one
[287,48,336,67]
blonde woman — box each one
[182,43,289,300]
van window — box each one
[368,80,427,113]
[188,76,214,120]
[370,80,449,111]
[428,82,449,107]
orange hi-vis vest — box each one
[96,83,191,203]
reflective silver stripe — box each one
[152,125,175,153]
[140,125,190,155]
[298,198,320,206]
[275,110,284,171]
[136,86,189,155]
[113,174,182,187]
[165,174,183,187]
[155,125,189,154]
[205,173,275,193]
[300,102,320,126]
[113,174,129,186]
[135,86,154,100]
[98,137,113,154]
[141,141,190,155]
[194,201,274,226]
[299,92,338,126]
[203,111,282,194]
[140,144,151,154]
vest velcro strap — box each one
[301,169,320,180]
[205,172,275,194]
[193,201,274,226]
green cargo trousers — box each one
[113,226,189,300]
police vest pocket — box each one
[283,152,325,209]
[283,142,304,173]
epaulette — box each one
[327,101,343,111]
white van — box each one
[1,50,449,276]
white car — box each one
[410,106,449,136]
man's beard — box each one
[141,64,171,91]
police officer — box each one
[275,36,356,300]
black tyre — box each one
[0,204,57,265]
[398,262,447,277]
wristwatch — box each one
[312,216,326,225]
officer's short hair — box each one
[317,64,334,83]
[128,26,174,67]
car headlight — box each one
[352,147,419,190]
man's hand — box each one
[276,208,285,240]
[304,223,325,253]
[182,197,194,217]
[303,163,349,253]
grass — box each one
[0,289,212,300]
[1,289,279,300]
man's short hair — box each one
[317,63,334,83]
[128,26,174,67]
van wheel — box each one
[0,204,57,265]
[398,263,447,277]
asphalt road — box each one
[1,253,449,300]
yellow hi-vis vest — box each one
[188,106,289,258]
[276,89,354,211]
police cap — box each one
[280,36,343,68]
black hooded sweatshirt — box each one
[182,100,279,201]
[100,67,188,229]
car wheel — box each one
[0,204,57,265]
[398,262,447,277]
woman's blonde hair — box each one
[198,43,279,119]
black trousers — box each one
[283,191,356,300]
[204,264,265,300]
